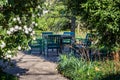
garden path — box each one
[4,51,68,80]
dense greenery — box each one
[63,0,120,53]
[58,55,120,80]
[36,0,70,32]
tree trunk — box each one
[113,51,120,61]
[71,16,76,38]
[77,23,80,37]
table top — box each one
[43,34,73,39]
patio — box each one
[29,32,75,56]
[28,31,94,60]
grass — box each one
[0,71,18,80]
[58,54,120,80]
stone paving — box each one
[3,51,68,80]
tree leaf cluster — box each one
[63,0,120,52]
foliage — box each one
[0,0,44,66]
[58,54,120,80]
[36,0,70,31]
[81,0,120,52]
[0,71,18,80]
[62,0,87,16]
[63,0,120,52]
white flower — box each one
[6,54,12,58]
[18,27,22,30]
[7,50,11,53]
[25,30,29,34]
[18,46,21,50]
[19,21,22,24]
[32,31,35,34]
[17,17,20,21]
[37,13,40,16]
[14,25,19,30]
[32,21,35,25]
[13,18,17,21]
[28,27,32,32]
[24,25,27,29]
[10,27,14,32]
[7,31,11,35]
[32,37,36,40]
[37,5,41,9]
[43,10,48,15]
[35,23,38,26]
[32,14,35,17]
[30,33,33,36]
[30,31,35,36]
[0,41,6,48]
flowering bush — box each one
[0,0,44,61]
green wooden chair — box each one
[28,38,42,54]
[73,33,94,59]
[62,32,74,52]
[44,35,61,56]
[78,33,92,47]
[42,32,53,55]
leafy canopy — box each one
[63,0,120,52]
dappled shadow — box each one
[22,51,59,62]
[0,59,28,77]
[1,51,68,80]
[22,48,70,63]
[100,73,120,80]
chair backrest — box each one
[46,35,61,45]
[42,32,53,38]
[84,33,94,47]
[63,32,74,36]
[28,38,42,51]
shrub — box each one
[58,54,120,80]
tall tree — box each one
[62,0,120,53]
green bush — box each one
[58,54,120,80]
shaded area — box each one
[0,59,29,77]
[101,73,120,80]
[23,50,60,62]
[1,51,68,80]
[0,71,18,80]
[0,59,28,80]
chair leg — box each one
[47,49,48,57]
[57,49,58,56]
[28,49,31,54]
[39,49,42,55]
